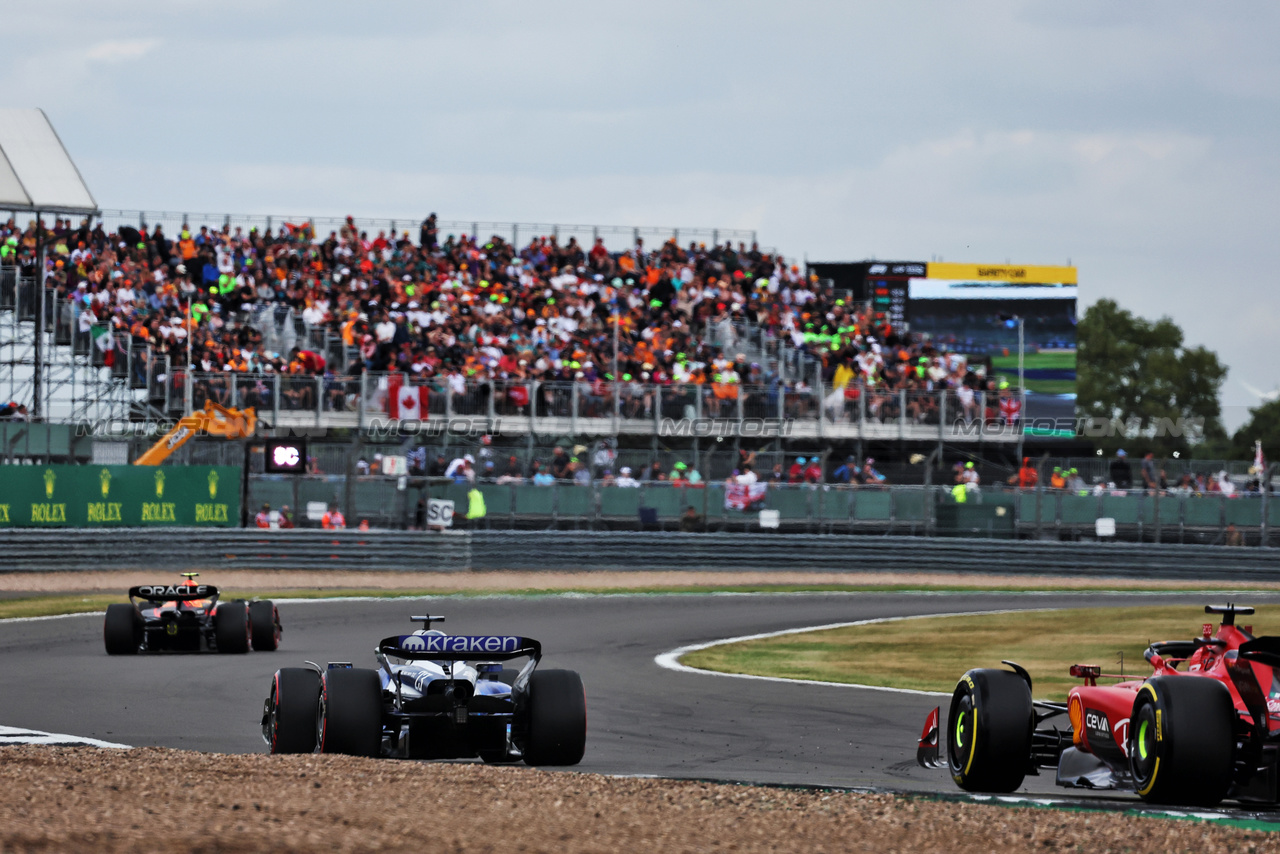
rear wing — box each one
[129,584,219,603]
[377,634,541,664]
[1227,637,1280,744]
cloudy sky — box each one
[3,1,1277,429]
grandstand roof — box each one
[0,109,97,214]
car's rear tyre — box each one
[214,600,250,654]
[249,600,280,651]
[947,668,1033,793]
[522,669,586,766]
[103,604,142,655]
[264,668,321,754]
[318,668,382,757]
[1129,675,1235,806]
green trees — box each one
[1076,299,1228,455]
[1229,398,1280,464]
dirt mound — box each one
[0,746,1269,852]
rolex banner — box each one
[0,466,241,527]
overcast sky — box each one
[3,1,1277,430]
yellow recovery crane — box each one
[133,401,257,466]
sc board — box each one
[425,499,454,527]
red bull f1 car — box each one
[261,614,586,766]
[918,604,1280,806]
[103,573,280,655]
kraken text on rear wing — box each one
[377,635,541,663]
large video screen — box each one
[907,278,1077,432]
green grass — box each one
[990,352,1077,370]
[0,595,124,620]
[5,586,1277,622]
[991,351,1076,394]
[681,605,1280,701]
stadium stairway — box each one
[0,265,137,423]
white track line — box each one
[0,725,129,748]
[0,611,104,624]
[654,608,1059,697]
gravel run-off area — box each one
[0,747,1274,853]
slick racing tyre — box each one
[264,668,321,754]
[1129,675,1235,806]
[249,600,281,652]
[947,668,1033,793]
[522,669,587,766]
[214,600,250,654]
[103,604,142,655]
[318,668,382,757]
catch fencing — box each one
[90,209,759,255]
[243,478,1278,546]
[0,529,1277,579]
[155,370,1025,445]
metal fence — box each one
[0,528,1277,577]
[242,478,1278,546]
[150,370,1027,445]
[89,209,759,254]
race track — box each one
[4,591,1280,802]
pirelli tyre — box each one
[249,600,281,652]
[318,668,382,757]
[947,668,1033,793]
[522,669,587,766]
[214,600,250,654]
[103,604,142,655]
[1129,675,1235,806]
[263,668,321,754]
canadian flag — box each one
[387,374,428,420]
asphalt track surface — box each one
[6,591,1280,811]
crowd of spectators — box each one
[394,443,892,490]
[0,211,1012,425]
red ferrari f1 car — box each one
[917,604,1280,806]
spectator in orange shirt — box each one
[1008,457,1038,489]
[321,503,346,529]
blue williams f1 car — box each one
[262,615,586,766]
[104,573,281,655]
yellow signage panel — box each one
[926,262,1077,285]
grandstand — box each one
[0,107,1053,484]
[0,207,1031,462]
[1,114,1273,545]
